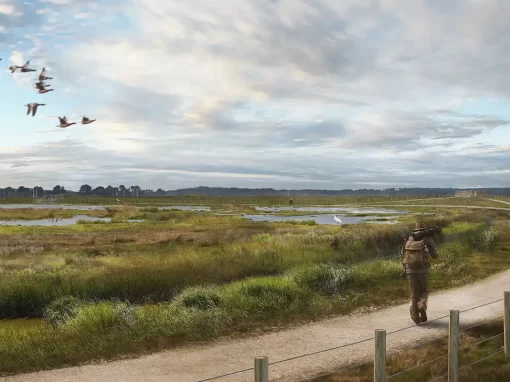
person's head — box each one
[415,221,426,230]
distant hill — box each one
[3,185,509,198]
[165,186,510,197]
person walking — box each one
[400,221,439,324]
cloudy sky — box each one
[0,0,509,191]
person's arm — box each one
[425,237,439,259]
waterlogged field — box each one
[0,203,509,376]
[0,194,430,207]
[372,197,510,208]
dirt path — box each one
[4,270,510,382]
[486,198,510,206]
[364,204,510,211]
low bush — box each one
[64,301,136,332]
[290,264,354,295]
[43,296,83,328]
[176,286,222,310]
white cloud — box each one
[73,12,89,19]
[0,4,14,15]
[9,50,24,65]
[1,0,510,189]
[39,0,71,5]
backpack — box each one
[402,238,428,268]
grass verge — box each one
[0,222,507,375]
[317,319,508,381]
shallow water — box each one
[0,204,106,210]
[254,206,407,214]
[0,215,144,226]
[158,206,211,211]
[243,213,399,225]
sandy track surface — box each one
[485,198,510,206]
[4,270,510,382]
[366,204,510,211]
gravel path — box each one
[370,204,510,211]
[485,198,510,206]
[4,270,510,382]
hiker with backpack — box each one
[400,222,440,325]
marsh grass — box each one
[0,223,504,376]
[369,197,508,208]
[0,216,484,318]
[0,208,109,221]
[0,223,506,375]
[0,209,506,375]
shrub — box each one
[290,264,354,295]
[140,207,159,213]
[43,296,83,328]
[472,227,500,251]
[350,260,401,288]
[177,287,221,310]
[64,301,136,332]
[223,276,302,315]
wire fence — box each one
[198,294,509,382]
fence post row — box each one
[250,292,510,381]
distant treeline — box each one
[0,185,509,198]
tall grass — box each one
[0,194,432,207]
[0,223,504,375]
[0,217,483,318]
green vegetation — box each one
[373,196,510,208]
[0,194,427,207]
[0,204,508,376]
[318,318,508,381]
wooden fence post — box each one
[374,329,386,382]
[505,292,510,358]
[255,356,268,382]
[448,310,460,382]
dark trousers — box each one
[408,273,429,320]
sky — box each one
[0,0,509,191]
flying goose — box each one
[81,116,96,124]
[57,116,76,128]
[38,88,54,94]
[39,67,53,81]
[34,81,51,91]
[20,61,36,72]
[24,103,46,116]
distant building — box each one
[455,190,481,197]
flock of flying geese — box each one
[1,58,96,128]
